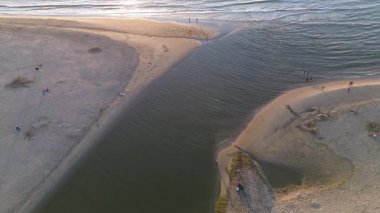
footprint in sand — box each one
[32,117,50,129]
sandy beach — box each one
[0,16,215,212]
[217,79,380,212]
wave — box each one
[0,0,378,22]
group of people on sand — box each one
[15,64,49,133]
[320,81,354,93]
[302,71,354,94]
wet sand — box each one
[217,79,380,212]
[0,16,216,212]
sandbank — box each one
[0,16,216,212]
[217,79,380,212]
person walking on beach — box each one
[348,81,354,92]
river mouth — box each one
[37,14,380,213]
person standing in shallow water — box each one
[303,71,312,83]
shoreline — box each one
[216,78,380,211]
[19,83,146,212]
[0,16,217,212]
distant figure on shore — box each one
[304,71,312,83]
[236,183,244,191]
[321,86,325,91]
[188,18,190,23]
[196,18,198,24]
[348,81,354,93]
[42,88,49,96]
[15,125,21,132]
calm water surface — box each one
[6,0,378,212]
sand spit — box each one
[0,16,215,212]
[217,79,380,212]
[217,152,275,213]
[0,16,216,41]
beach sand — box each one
[0,16,216,212]
[217,79,380,212]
